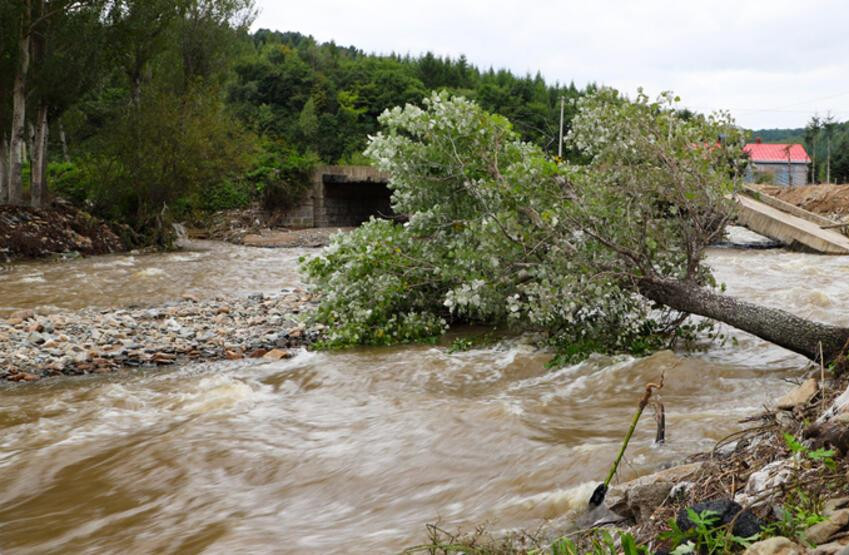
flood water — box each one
[0,240,309,316]
[1,237,848,553]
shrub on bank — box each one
[246,141,318,212]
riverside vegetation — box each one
[0,1,588,248]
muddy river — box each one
[1,237,848,553]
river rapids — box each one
[1,234,848,553]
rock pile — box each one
[0,289,318,382]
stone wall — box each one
[276,196,315,228]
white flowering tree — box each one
[303,90,849,366]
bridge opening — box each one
[322,179,393,226]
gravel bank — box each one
[0,289,319,382]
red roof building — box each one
[743,142,811,163]
[744,140,810,186]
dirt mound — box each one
[191,204,352,247]
[765,184,849,220]
[241,227,353,248]
[0,200,126,261]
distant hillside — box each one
[749,128,805,144]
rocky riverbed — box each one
[0,289,319,382]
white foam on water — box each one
[93,256,137,269]
[167,253,203,263]
[723,225,775,245]
[504,481,598,521]
[166,375,258,412]
[807,290,832,308]
[19,273,46,283]
[135,267,166,277]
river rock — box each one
[27,332,46,345]
[824,497,849,516]
[736,459,794,506]
[676,499,761,538]
[606,462,703,521]
[1,289,316,381]
[262,348,291,361]
[10,309,35,322]
[811,540,849,555]
[743,537,804,555]
[776,378,819,409]
[804,509,849,545]
[804,421,849,456]
[818,383,849,424]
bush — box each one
[245,141,318,211]
[78,83,255,234]
[48,161,96,205]
[191,179,252,213]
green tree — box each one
[87,82,254,242]
[27,1,106,207]
[804,115,821,183]
[6,0,94,206]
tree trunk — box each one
[59,121,69,162]
[0,137,8,204]
[130,68,142,107]
[9,1,31,207]
[27,122,35,164]
[31,103,48,209]
[639,277,849,364]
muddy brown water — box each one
[0,240,309,316]
[1,238,848,553]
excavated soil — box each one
[0,201,126,262]
[763,185,849,220]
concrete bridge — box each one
[736,187,849,254]
[279,165,392,228]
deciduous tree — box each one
[304,90,849,367]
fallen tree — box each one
[302,89,849,367]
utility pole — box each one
[827,136,832,184]
[558,96,565,159]
[786,145,793,187]
[824,112,835,184]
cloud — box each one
[254,0,849,128]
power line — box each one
[762,90,849,111]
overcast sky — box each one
[254,0,849,130]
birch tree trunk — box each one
[9,0,32,207]
[31,104,49,209]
